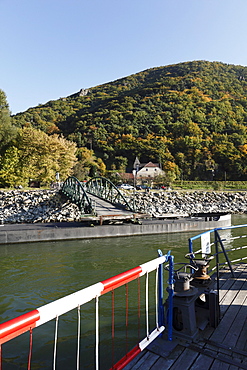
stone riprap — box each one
[0,189,247,224]
[126,190,247,216]
[0,190,81,224]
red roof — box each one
[144,162,159,168]
[120,173,134,179]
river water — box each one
[0,214,246,369]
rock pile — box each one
[0,190,81,224]
[0,189,247,224]
[127,190,247,216]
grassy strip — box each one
[172,181,247,191]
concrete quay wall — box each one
[0,215,231,244]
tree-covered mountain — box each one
[11,60,247,181]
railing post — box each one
[215,228,235,277]
[167,254,174,341]
[157,250,164,329]
[188,237,193,254]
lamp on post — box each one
[132,169,137,211]
[55,172,60,189]
[132,169,137,188]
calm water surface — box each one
[0,214,246,369]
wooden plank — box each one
[235,315,247,352]
[150,357,173,370]
[242,357,247,370]
[188,351,214,369]
[222,293,247,350]
[136,352,160,369]
[208,359,231,370]
[123,350,147,370]
[169,347,199,370]
[123,351,159,370]
[123,338,178,370]
[201,268,247,369]
[147,337,179,359]
[204,339,247,358]
[211,268,244,313]
[130,352,159,370]
[187,344,247,370]
[219,277,246,315]
[209,286,246,344]
[209,306,240,343]
[228,361,246,370]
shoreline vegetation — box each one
[172,180,247,191]
[1,180,247,192]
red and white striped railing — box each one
[0,254,172,369]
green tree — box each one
[53,135,78,179]
[16,127,77,184]
[114,156,128,172]
[73,148,106,180]
[0,90,18,151]
[0,146,20,187]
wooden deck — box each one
[124,263,247,370]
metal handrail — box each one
[188,224,247,302]
[61,176,137,214]
[0,252,174,369]
[60,176,93,214]
[188,224,247,271]
[86,176,135,212]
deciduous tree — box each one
[0,90,18,151]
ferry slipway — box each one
[0,214,231,244]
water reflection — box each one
[0,214,245,368]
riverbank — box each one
[0,189,247,224]
[129,190,247,216]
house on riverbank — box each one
[136,161,164,181]
[120,159,165,186]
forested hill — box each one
[12,60,247,180]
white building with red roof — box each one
[136,161,164,179]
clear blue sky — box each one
[1,0,247,114]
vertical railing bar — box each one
[53,315,59,370]
[155,266,159,329]
[167,255,174,341]
[188,237,193,254]
[77,305,81,370]
[157,249,166,329]
[95,295,99,370]
[27,328,33,370]
[111,290,115,369]
[145,272,149,339]
[0,344,2,370]
[138,277,141,342]
[125,283,129,356]
[215,229,235,277]
[214,229,220,299]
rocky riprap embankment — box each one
[0,189,247,224]
[126,190,247,216]
[0,190,81,224]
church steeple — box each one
[133,157,140,171]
